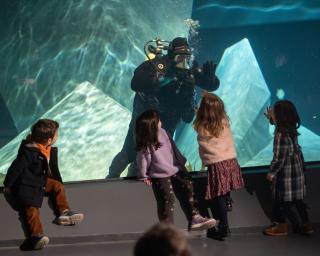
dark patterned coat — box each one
[270,133,306,202]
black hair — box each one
[135,110,162,151]
[273,100,301,137]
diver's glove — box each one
[202,61,217,78]
[192,60,220,91]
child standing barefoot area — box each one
[136,109,216,231]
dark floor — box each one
[0,230,319,256]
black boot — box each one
[206,227,225,241]
[218,224,230,238]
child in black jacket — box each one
[3,119,84,250]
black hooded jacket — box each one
[4,140,63,207]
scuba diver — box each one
[107,37,220,178]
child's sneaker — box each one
[33,236,50,250]
[57,210,84,225]
[20,235,49,251]
[190,214,216,231]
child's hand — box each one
[264,106,275,124]
[143,178,152,186]
[266,173,274,182]
[264,106,273,120]
[3,187,11,194]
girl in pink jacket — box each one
[194,92,244,240]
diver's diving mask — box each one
[173,54,193,70]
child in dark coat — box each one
[3,119,84,250]
[263,100,313,236]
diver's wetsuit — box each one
[107,54,220,178]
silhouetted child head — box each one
[135,109,162,151]
[134,223,191,256]
[273,100,300,136]
[31,119,59,146]
[194,91,229,137]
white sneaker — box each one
[33,236,49,250]
[58,210,84,225]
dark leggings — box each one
[273,200,310,228]
[210,194,228,228]
[151,170,198,224]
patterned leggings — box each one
[151,170,198,224]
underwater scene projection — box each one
[0,0,320,184]
[190,0,320,169]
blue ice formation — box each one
[176,38,272,170]
[0,82,131,182]
[178,39,271,170]
[244,125,320,167]
[176,38,320,170]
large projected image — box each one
[176,38,320,170]
[0,0,193,184]
[190,0,320,168]
[1,1,320,185]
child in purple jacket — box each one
[135,109,216,231]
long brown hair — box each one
[193,92,229,137]
[273,100,300,137]
[135,110,162,151]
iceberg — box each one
[176,38,320,169]
[244,125,320,167]
[176,38,272,170]
[0,82,131,182]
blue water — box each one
[0,0,319,183]
[193,0,320,28]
